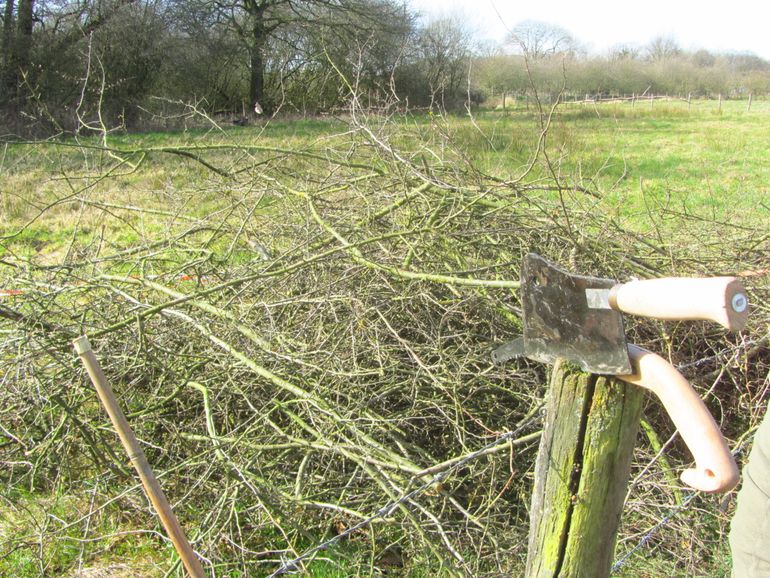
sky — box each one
[407,0,770,60]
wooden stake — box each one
[73,336,206,578]
[526,361,644,577]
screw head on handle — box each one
[731,293,748,313]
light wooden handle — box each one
[610,277,748,331]
[74,336,206,578]
[618,344,738,493]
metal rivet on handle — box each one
[731,293,748,313]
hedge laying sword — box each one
[491,253,748,374]
[492,253,748,492]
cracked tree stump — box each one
[526,360,645,578]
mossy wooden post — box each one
[526,361,645,578]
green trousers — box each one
[730,409,770,576]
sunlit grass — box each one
[455,98,769,229]
[2,98,767,268]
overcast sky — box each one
[407,0,770,59]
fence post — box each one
[718,93,722,114]
[747,92,753,112]
[526,361,645,578]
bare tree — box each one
[417,16,470,107]
[175,0,410,115]
[1,0,16,93]
[0,0,33,100]
[507,20,577,60]
[646,35,681,61]
[607,43,641,61]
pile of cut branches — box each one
[1,108,767,576]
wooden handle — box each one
[609,277,748,331]
[74,336,206,578]
[617,344,738,493]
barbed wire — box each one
[610,491,698,574]
[676,336,765,371]
[268,409,543,577]
[611,434,758,574]
[268,335,767,576]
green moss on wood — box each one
[526,362,644,578]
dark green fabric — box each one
[730,409,770,577]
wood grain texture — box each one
[526,361,644,578]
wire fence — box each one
[268,336,767,576]
[612,431,759,575]
[269,411,543,576]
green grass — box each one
[0,489,440,577]
[3,98,767,263]
[453,98,770,229]
[0,489,163,577]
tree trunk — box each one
[249,9,267,115]
[249,43,265,114]
[526,361,644,578]
[1,0,15,96]
[15,0,33,73]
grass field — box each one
[1,98,768,577]
[3,98,767,262]
[457,98,769,225]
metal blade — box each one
[491,338,527,364]
[492,337,571,367]
[520,253,632,375]
[585,287,611,309]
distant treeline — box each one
[1,2,768,134]
[474,50,770,103]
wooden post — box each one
[502,91,506,113]
[526,361,645,578]
[718,93,722,114]
[688,93,692,111]
[747,92,753,112]
[74,336,207,578]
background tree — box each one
[646,35,681,61]
[2,4,770,136]
[507,20,577,60]
[1,0,17,95]
[0,0,34,103]
[413,16,471,108]
[173,0,411,115]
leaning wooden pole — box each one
[73,336,206,578]
[526,361,645,578]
